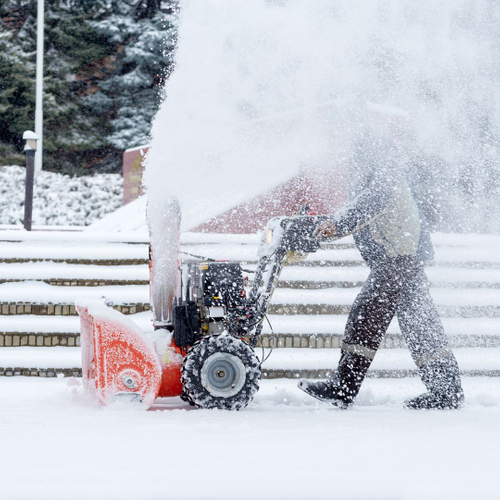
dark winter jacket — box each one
[331,142,434,265]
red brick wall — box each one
[193,166,348,233]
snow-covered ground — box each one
[0,166,122,226]
[0,377,499,500]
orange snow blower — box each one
[77,198,326,410]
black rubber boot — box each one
[403,355,465,410]
[297,379,351,409]
[298,350,372,408]
[404,389,464,410]
[406,354,464,410]
[336,349,372,397]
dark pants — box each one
[335,256,462,404]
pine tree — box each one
[0,0,177,174]
[38,0,117,173]
[87,0,178,151]
[0,12,36,164]
[1,1,115,173]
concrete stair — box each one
[1,229,499,378]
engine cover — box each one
[201,262,245,308]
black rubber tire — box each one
[180,388,196,406]
[181,335,261,410]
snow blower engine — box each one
[76,199,327,410]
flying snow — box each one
[145,0,500,234]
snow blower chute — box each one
[77,198,326,410]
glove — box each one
[313,220,338,240]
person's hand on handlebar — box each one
[313,220,338,240]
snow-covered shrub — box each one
[0,166,123,226]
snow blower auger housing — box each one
[76,198,327,410]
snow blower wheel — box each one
[181,336,261,410]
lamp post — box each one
[23,131,39,231]
[35,0,44,172]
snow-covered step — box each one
[3,330,500,349]
[0,332,80,347]
[263,315,500,337]
[2,281,499,307]
[263,347,500,373]
[0,311,153,346]
[2,265,499,291]
[1,313,499,348]
[259,315,500,348]
[0,277,149,287]
[4,261,499,286]
[0,346,82,377]
[180,231,500,248]
[0,347,81,371]
[0,229,148,244]
[266,287,500,317]
[178,232,500,265]
[0,281,149,306]
[0,311,153,334]
[0,302,496,320]
[181,244,361,264]
[277,266,500,288]
[3,313,498,336]
[2,261,499,289]
[271,287,500,307]
[0,303,150,317]
[258,333,500,349]
[0,262,149,281]
[1,282,499,318]
[5,229,496,248]
[181,231,500,249]
[2,237,499,268]
[180,244,500,267]
[267,304,499,318]
[0,347,499,379]
[0,241,148,265]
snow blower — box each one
[76,198,326,410]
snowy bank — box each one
[0,166,122,226]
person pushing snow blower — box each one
[298,136,464,410]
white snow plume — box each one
[0,166,122,227]
[145,0,500,234]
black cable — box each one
[179,250,216,261]
[259,314,274,366]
